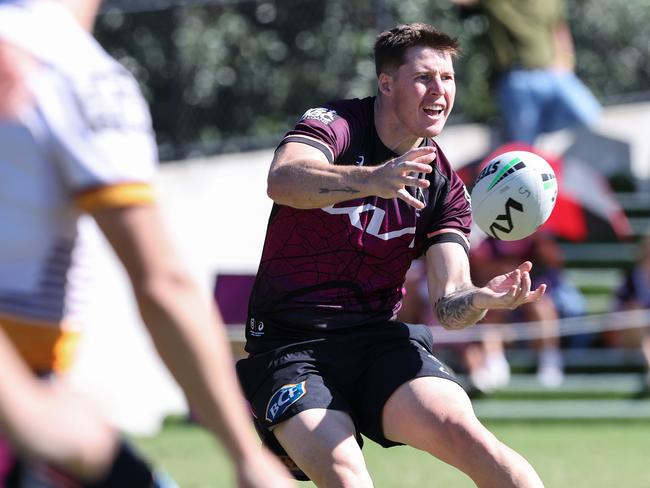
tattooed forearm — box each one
[435,286,487,330]
[319,186,360,194]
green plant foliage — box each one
[95,0,650,159]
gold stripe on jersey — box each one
[75,182,155,212]
[0,314,81,373]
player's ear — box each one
[378,72,393,96]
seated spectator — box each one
[606,234,650,395]
[399,232,586,393]
[467,232,585,391]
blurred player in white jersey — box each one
[0,1,293,486]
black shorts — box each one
[236,320,460,480]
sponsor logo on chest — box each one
[322,202,417,245]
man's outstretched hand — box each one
[473,261,546,311]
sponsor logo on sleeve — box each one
[265,381,307,423]
[300,107,339,125]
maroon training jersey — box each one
[247,97,471,344]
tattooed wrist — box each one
[435,287,487,330]
[319,186,360,194]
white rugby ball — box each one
[470,150,558,241]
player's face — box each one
[391,47,456,138]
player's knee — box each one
[438,411,500,459]
[316,451,372,488]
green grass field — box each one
[133,418,650,487]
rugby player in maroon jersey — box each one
[237,23,545,488]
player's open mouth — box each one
[423,104,444,117]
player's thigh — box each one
[382,376,495,464]
[273,408,371,486]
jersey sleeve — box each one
[37,65,158,212]
[423,147,472,255]
[278,106,351,163]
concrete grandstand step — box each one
[559,243,638,267]
[457,373,647,400]
[581,294,612,315]
[629,216,650,236]
[616,192,650,213]
[504,373,645,395]
[565,268,622,293]
[506,348,647,371]
[473,399,650,420]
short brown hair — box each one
[374,23,460,76]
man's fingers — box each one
[527,284,547,302]
[520,271,532,294]
[511,269,522,288]
[401,160,433,173]
[396,147,436,167]
[507,269,524,304]
[518,261,533,273]
[509,285,519,298]
[403,146,436,158]
[397,188,425,209]
[403,175,430,188]
[411,152,437,166]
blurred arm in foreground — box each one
[0,329,118,481]
[0,0,293,486]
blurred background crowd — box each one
[2,1,650,485]
[91,0,650,415]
